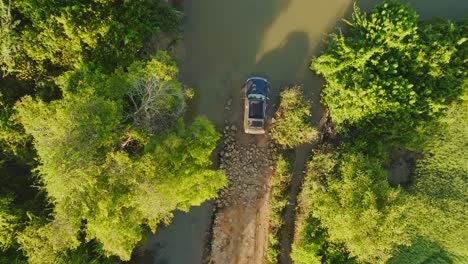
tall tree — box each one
[310,152,411,263]
[312,1,467,144]
[9,0,182,79]
[14,54,226,260]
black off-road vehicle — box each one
[243,77,270,134]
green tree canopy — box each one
[406,93,468,262]
[296,1,467,263]
[14,54,226,260]
[312,1,467,143]
[7,0,181,79]
[0,0,191,262]
[311,152,412,263]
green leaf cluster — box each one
[312,1,467,144]
[271,86,319,148]
[9,0,181,79]
[12,54,226,261]
[291,148,355,264]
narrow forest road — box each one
[209,85,276,264]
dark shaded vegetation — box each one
[292,1,467,263]
[0,0,226,263]
[266,154,293,263]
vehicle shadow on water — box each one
[129,0,468,262]
[148,0,468,263]
[246,2,356,264]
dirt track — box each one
[208,92,277,264]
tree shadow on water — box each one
[181,0,292,125]
[251,31,310,105]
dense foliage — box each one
[386,93,467,263]
[0,0,225,263]
[271,86,318,148]
[312,152,411,263]
[292,147,412,263]
[0,0,19,76]
[13,53,226,261]
[293,1,467,263]
[312,1,466,144]
[5,0,181,79]
[291,149,355,264]
[406,94,467,262]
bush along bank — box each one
[267,85,319,263]
[266,154,293,263]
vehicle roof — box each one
[246,77,268,97]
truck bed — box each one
[248,100,263,119]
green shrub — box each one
[271,86,318,148]
[312,1,467,144]
[292,148,355,264]
[266,234,280,263]
[291,243,322,264]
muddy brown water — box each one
[133,0,467,263]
